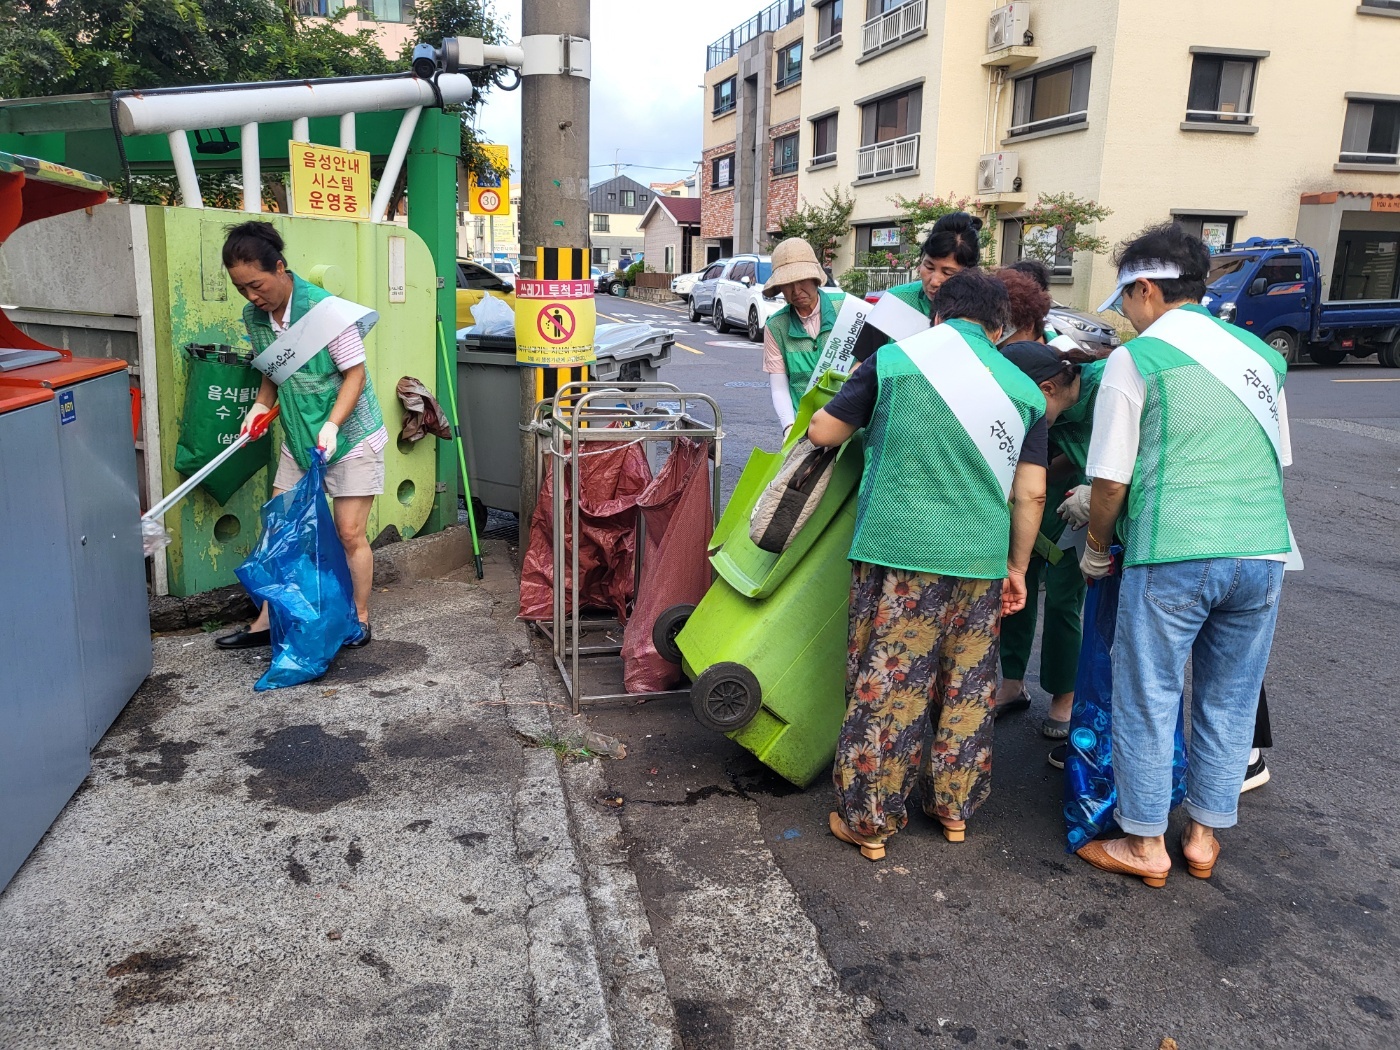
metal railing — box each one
[1006,109,1088,137]
[861,0,926,56]
[856,133,920,180]
[1185,108,1253,123]
[859,267,914,292]
[707,0,806,69]
[776,67,802,89]
[810,151,837,167]
[1339,150,1400,163]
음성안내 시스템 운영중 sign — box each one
[289,143,371,221]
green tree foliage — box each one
[889,192,996,268]
[769,189,855,268]
[1013,191,1113,266]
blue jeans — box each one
[1112,558,1283,836]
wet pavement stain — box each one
[1355,994,1394,1020]
[346,840,364,870]
[286,855,311,885]
[671,998,735,1050]
[322,641,429,685]
[119,728,203,786]
[241,724,370,813]
[453,832,488,850]
[106,673,185,739]
[629,784,741,808]
[380,722,492,762]
[359,949,393,981]
[104,948,193,1015]
[404,819,433,833]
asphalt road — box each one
[590,294,1400,1050]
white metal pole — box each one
[291,116,310,143]
[240,122,260,213]
[489,214,495,262]
[370,105,422,222]
[340,112,356,151]
[168,131,204,209]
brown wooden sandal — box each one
[1076,840,1170,888]
[828,812,886,861]
[1182,833,1221,879]
[939,819,966,843]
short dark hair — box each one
[931,269,1010,333]
[1007,258,1050,290]
[222,220,286,273]
[920,211,982,269]
[1113,222,1210,304]
[993,267,1052,337]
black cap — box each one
[1000,340,1071,384]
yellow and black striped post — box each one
[530,246,591,404]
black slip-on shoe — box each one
[1240,755,1270,793]
[344,622,371,649]
[1047,744,1067,770]
[215,628,270,650]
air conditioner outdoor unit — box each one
[977,151,1019,194]
[987,2,1032,51]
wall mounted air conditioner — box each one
[977,152,1019,194]
[988,2,1032,51]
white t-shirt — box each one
[1085,344,1292,562]
[270,301,388,463]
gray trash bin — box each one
[455,323,677,514]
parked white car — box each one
[670,270,703,301]
[483,259,517,288]
[710,255,779,342]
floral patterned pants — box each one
[833,562,1003,841]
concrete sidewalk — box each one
[0,532,676,1049]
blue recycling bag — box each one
[1063,558,1188,852]
[236,449,362,691]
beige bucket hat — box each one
[763,237,827,298]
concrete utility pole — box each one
[517,0,591,550]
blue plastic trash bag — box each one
[1063,560,1187,852]
[236,449,362,691]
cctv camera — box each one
[411,43,438,80]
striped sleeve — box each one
[327,324,367,371]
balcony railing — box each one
[861,0,926,57]
[856,133,920,180]
[1006,110,1088,137]
[859,267,915,292]
[1339,150,1400,164]
[707,0,806,69]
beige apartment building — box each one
[701,0,1400,311]
[297,0,417,56]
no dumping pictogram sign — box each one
[537,303,577,345]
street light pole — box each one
[517,0,591,554]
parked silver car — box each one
[687,258,731,323]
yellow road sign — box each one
[289,143,371,220]
[468,144,511,216]
[515,247,595,367]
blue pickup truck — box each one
[1203,238,1400,367]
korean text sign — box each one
[290,143,371,221]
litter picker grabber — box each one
[436,317,485,580]
[140,404,280,556]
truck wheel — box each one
[1308,341,1347,367]
[691,662,762,733]
[712,301,730,334]
[1379,338,1400,368]
[651,603,695,664]
[1262,329,1299,364]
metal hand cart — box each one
[529,381,723,712]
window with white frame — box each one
[1185,53,1258,124]
[1340,98,1400,165]
[593,214,610,233]
[1004,220,1074,277]
[1009,57,1091,138]
[622,190,636,208]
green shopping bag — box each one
[173,345,272,505]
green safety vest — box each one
[1122,305,1289,566]
[1048,358,1105,479]
[850,319,1047,579]
[886,279,932,319]
[765,291,847,408]
[243,273,384,471]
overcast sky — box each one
[475,0,770,186]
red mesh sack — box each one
[621,438,714,693]
[518,431,653,622]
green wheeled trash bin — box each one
[669,375,860,788]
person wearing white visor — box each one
[1074,223,1292,889]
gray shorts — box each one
[274,444,386,497]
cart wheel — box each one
[652,603,695,664]
[691,662,762,733]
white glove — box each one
[240,401,271,438]
[317,420,339,459]
[1057,485,1092,528]
[1080,544,1114,580]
